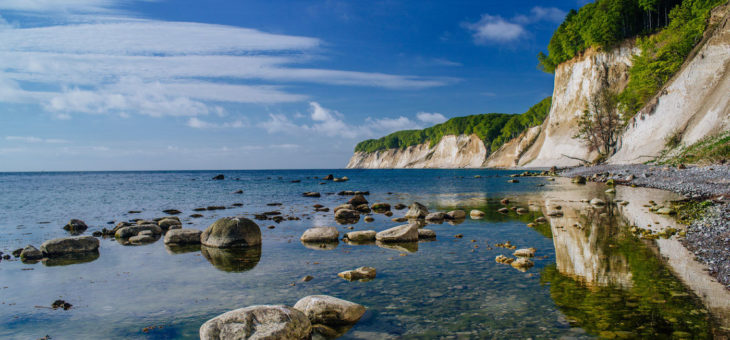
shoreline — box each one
[559,164,730,290]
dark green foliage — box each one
[662,131,730,165]
[618,0,724,116]
[538,0,683,73]
[355,97,552,154]
[490,97,552,152]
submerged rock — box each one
[200,217,262,248]
[418,229,436,239]
[40,236,99,257]
[511,257,534,270]
[300,227,339,242]
[162,209,182,215]
[212,174,224,180]
[334,209,360,223]
[303,192,321,198]
[164,229,202,245]
[63,219,88,233]
[571,176,586,184]
[200,305,311,340]
[293,295,365,326]
[404,202,429,219]
[375,223,419,243]
[393,203,407,210]
[338,266,377,281]
[371,203,391,212]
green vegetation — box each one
[674,199,715,225]
[618,0,725,116]
[574,85,622,161]
[539,0,724,118]
[662,131,730,165]
[354,97,551,154]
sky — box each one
[0,0,591,171]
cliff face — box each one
[519,43,637,167]
[346,134,486,168]
[347,5,729,169]
[609,4,730,164]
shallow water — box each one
[0,170,725,339]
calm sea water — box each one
[0,170,722,339]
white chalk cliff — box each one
[347,4,730,169]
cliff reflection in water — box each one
[538,186,715,339]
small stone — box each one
[338,266,376,281]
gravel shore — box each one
[559,164,730,290]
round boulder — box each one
[201,217,262,248]
[63,219,88,233]
[446,210,466,220]
[343,230,376,243]
[348,194,368,206]
[20,245,43,261]
[293,295,365,326]
[200,305,311,340]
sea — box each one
[0,169,724,339]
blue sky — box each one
[0,0,588,171]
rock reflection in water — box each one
[200,245,261,272]
[376,241,418,253]
[42,251,100,267]
[165,243,201,255]
[301,241,339,251]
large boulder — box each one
[293,295,365,326]
[347,194,368,206]
[164,229,202,245]
[201,217,261,248]
[343,230,376,243]
[404,202,429,219]
[300,227,339,242]
[375,223,419,243]
[63,219,88,233]
[115,224,163,238]
[40,236,99,257]
[200,305,311,340]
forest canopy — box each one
[354,97,551,154]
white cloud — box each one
[464,15,526,43]
[465,6,566,44]
[308,101,357,138]
[0,11,452,120]
[5,135,69,143]
[258,113,302,134]
[416,112,447,125]
[186,117,247,129]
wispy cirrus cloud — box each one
[5,135,70,143]
[0,4,453,121]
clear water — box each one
[0,170,722,339]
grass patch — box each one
[663,132,730,165]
